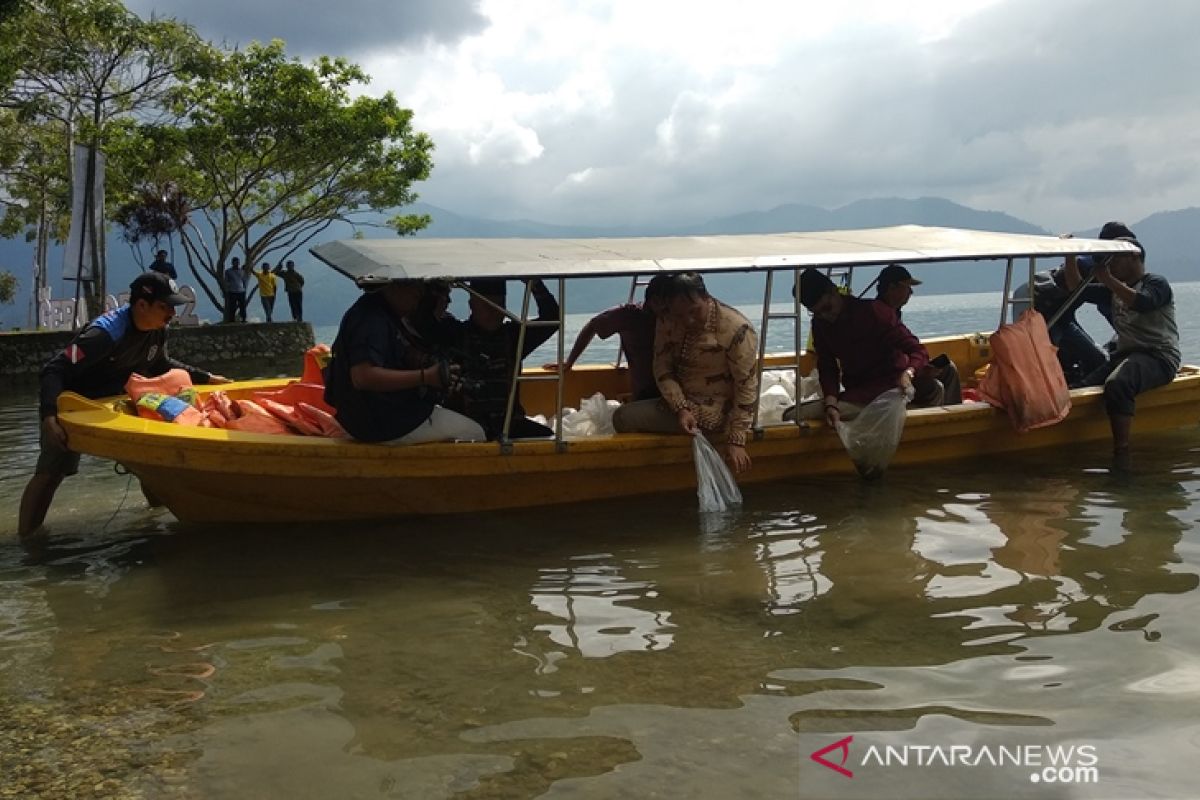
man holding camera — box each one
[325,279,486,444]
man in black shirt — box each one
[325,279,485,444]
[438,278,560,440]
[19,272,228,539]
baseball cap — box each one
[1098,221,1135,240]
[877,264,922,289]
[796,268,836,310]
[130,271,189,305]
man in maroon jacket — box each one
[785,268,930,427]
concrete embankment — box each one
[0,322,315,391]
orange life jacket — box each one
[298,402,348,438]
[301,344,332,386]
[225,399,291,435]
[125,369,193,402]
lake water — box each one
[2,286,1200,799]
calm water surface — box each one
[2,287,1199,799]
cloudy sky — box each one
[125,0,1200,232]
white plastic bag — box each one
[579,392,619,436]
[757,384,793,425]
[834,388,909,479]
[760,369,796,400]
[693,433,743,512]
[797,369,822,404]
[557,392,619,437]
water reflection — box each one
[1,431,1199,797]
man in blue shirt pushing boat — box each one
[18,272,229,541]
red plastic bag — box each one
[978,310,1071,433]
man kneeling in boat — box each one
[874,264,962,406]
[544,274,671,402]
[325,279,486,444]
[785,268,929,427]
[1063,237,1179,458]
[613,272,759,474]
[19,272,230,540]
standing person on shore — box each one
[18,273,229,540]
[1064,237,1179,460]
[255,262,278,323]
[148,250,177,280]
[223,257,247,323]
[275,261,305,322]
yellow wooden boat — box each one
[55,226,1200,523]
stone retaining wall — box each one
[0,322,315,390]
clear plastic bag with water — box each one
[693,433,743,512]
[835,387,909,479]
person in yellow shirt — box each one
[255,262,278,322]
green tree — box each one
[0,270,15,304]
[154,40,433,317]
[0,0,209,315]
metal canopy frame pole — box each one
[794,266,803,428]
[1045,260,1095,330]
[751,270,774,431]
[554,277,566,451]
[750,266,811,435]
[999,258,1014,328]
[1027,256,1037,319]
[494,279,566,453]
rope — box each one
[101,472,135,532]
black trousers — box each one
[1080,351,1176,417]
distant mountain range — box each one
[1,197,1195,328]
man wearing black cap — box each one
[875,265,962,406]
[18,272,228,539]
[787,268,930,427]
[1064,236,1179,458]
[435,278,560,439]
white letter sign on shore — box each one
[36,285,203,331]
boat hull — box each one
[57,370,1200,523]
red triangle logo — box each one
[811,735,854,778]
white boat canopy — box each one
[309,225,1141,285]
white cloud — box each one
[133,0,1200,231]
